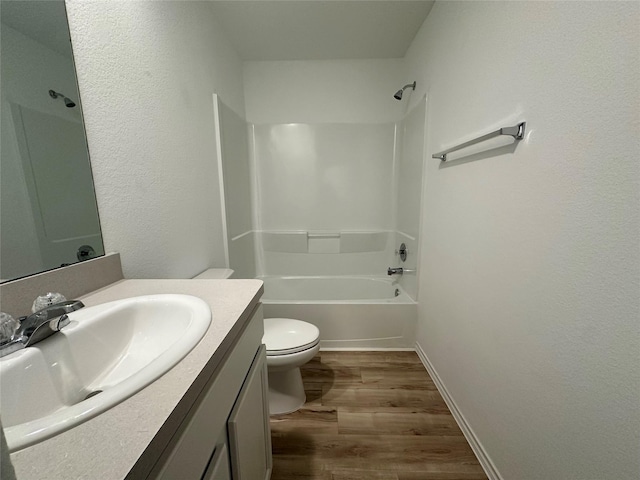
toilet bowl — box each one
[262,318,320,415]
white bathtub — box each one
[258,276,417,349]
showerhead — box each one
[49,89,76,108]
[393,81,416,101]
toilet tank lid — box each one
[263,318,319,352]
[192,268,234,279]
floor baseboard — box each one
[319,347,416,352]
[415,343,502,480]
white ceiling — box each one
[1,0,73,59]
[0,1,434,62]
[210,0,435,61]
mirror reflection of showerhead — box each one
[393,81,416,100]
[49,89,76,108]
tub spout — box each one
[387,267,403,276]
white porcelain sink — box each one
[0,294,211,452]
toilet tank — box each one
[192,269,234,279]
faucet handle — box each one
[32,292,67,313]
[35,300,85,319]
[0,313,20,344]
[395,243,408,262]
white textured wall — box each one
[66,1,245,278]
[243,59,407,124]
[407,2,640,479]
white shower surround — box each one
[246,76,425,349]
[260,275,416,349]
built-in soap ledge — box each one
[261,231,308,253]
[260,231,390,254]
[308,232,340,254]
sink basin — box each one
[0,294,211,451]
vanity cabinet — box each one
[202,442,231,480]
[149,304,272,480]
[228,345,271,480]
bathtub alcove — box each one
[213,95,427,350]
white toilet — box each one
[262,318,320,415]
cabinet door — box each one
[202,442,231,480]
[228,345,272,480]
[147,305,265,480]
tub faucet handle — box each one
[387,267,403,276]
[395,243,408,262]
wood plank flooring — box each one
[270,351,487,480]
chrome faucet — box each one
[0,300,84,358]
[387,267,403,276]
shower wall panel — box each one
[252,122,396,276]
[393,98,427,300]
[259,231,394,277]
[215,96,256,278]
[254,123,395,231]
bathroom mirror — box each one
[0,0,104,282]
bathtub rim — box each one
[256,274,416,305]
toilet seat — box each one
[263,318,320,356]
[266,339,319,356]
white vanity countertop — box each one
[9,278,264,480]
